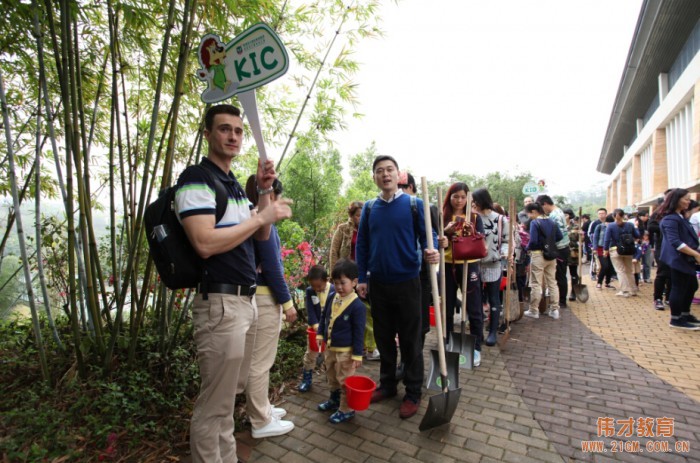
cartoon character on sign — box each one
[197,34,235,96]
[537,179,546,193]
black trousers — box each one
[556,247,570,304]
[653,259,672,302]
[568,263,579,290]
[597,254,613,285]
[370,277,423,401]
[419,262,432,346]
[669,268,697,318]
[444,262,484,351]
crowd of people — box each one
[175,104,700,462]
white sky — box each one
[330,0,644,196]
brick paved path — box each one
[239,270,700,462]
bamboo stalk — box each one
[0,68,51,383]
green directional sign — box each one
[196,23,289,103]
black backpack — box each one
[617,225,636,256]
[144,164,228,289]
[535,221,558,261]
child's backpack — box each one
[535,221,558,261]
[144,164,228,289]
[617,225,636,256]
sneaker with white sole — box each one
[271,407,286,419]
[615,291,630,298]
[366,349,381,361]
[524,309,539,319]
[251,415,295,439]
[473,350,481,367]
[548,309,560,320]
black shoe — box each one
[654,299,665,311]
[670,319,700,330]
[568,292,576,301]
[559,302,568,309]
[682,314,700,326]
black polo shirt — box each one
[175,157,255,286]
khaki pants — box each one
[610,250,636,294]
[529,253,560,311]
[242,294,282,429]
[302,342,320,371]
[324,350,357,412]
[190,293,257,463]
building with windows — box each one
[598,0,700,211]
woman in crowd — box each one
[564,208,580,301]
[472,188,508,346]
[241,176,297,438]
[593,214,615,290]
[328,200,379,360]
[604,208,639,298]
[442,182,485,366]
[329,201,364,269]
[648,196,672,309]
[658,189,700,330]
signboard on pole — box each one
[195,24,289,163]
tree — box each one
[342,141,380,205]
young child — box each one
[298,265,333,393]
[641,231,652,283]
[316,259,366,424]
[633,240,643,289]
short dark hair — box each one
[582,214,590,220]
[605,214,614,223]
[537,195,554,206]
[612,208,625,219]
[525,203,543,214]
[637,210,648,217]
[245,175,283,207]
[307,265,328,282]
[204,104,241,131]
[347,201,364,217]
[331,258,359,280]
[472,188,494,211]
[372,155,399,172]
[597,207,607,213]
[563,208,575,219]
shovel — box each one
[447,261,476,369]
[419,177,462,432]
[574,206,589,303]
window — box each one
[666,98,694,187]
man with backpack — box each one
[175,104,293,463]
[355,155,439,420]
[523,202,563,320]
[537,195,570,308]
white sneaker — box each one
[548,309,560,320]
[454,312,462,324]
[366,349,381,361]
[473,350,481,367]
[524,309,539,319]
[251,415,295,439]
[615,291,630,298]
[271,407,286,419]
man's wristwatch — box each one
[257,186,274,196]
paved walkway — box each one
[238,269,700,462]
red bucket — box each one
[500,276,507,291]
[307,327,325,352]
[429,306,436,327]
[345,375,376,411]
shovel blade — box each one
[446,332,476,369]
[427,349,460,391]
[419,387,462,431]
[575,284,589,303]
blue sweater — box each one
[317,291,366,360]
[304,283,334,327]
[603,222,639,251]
[254,225,292,308]
[526,217,563,252]
[356,193,436,284]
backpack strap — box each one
[191,163,230,298]
[195,163,229,224]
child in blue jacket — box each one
[298,265,333,393]
[317,259,366,424]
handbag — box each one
[452,214,488,260]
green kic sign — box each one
[196,23,289,103]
